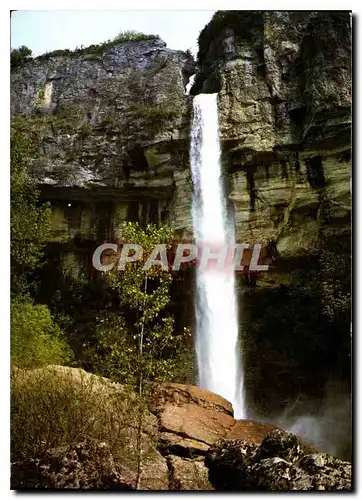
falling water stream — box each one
[190,93,245,418]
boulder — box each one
[167,455,214,491]
[205,439,258,490]
[139,450,169,490]
[158,432,210,458]
[153,383,278,459]
[11,439,136,490]
[205,429,352,491]
[13,364,125,391]
[256,428,318,462]
[158,403,235,447]
[226,419,278,444]
[290,453,352,491]
[13,368,350,491]
[151,382,233,416]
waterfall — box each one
[190,93,245,418]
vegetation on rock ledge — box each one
[35,31,160,61]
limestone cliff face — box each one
[11,14,351,272]
[193,11,351,257]
[11,38,195,254]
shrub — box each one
[11,299,72,368]
[11,366,151,469]
[88,314,138,385]
[77,122,93,137]
[87,313,194,386]
[113,30,160,43]
[11,46,32,70]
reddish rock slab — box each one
[159,403,235,446]
[152,382,233,416]
[226,419,279,445]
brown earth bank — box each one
[11,366,352,491]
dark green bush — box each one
[11,46,32,69]
[242,232,351,417]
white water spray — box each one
[190,93,245,418]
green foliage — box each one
[11,367,141,464]
[98,221,191,488]
[11,45,32,69]
[97,115,119,129]
[36,31,160,61]
[113,30,160,43]
[12,113,71,134]
[88,222,190,388]
[11,132,52,296]
[132,103,178,121]
[11,299,72,369]
[89,314,138,384]
[78,121,93,137]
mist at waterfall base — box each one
[263,380,352,460]
[190,93,245,418]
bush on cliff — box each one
[113,30,160,43]
[131,103,179,133]
[11,46,32,69]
